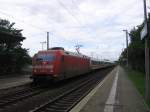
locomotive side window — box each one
[36,54,55,62]
[61,55,64,62]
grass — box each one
[125,68,150,108]
[147,100,150,109]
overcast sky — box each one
[0,0,147,61]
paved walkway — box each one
[0,74,32,90]
[70,66,150,112]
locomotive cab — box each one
[33,53,55,73]
[32,49,64,82]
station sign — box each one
[141,22,148,40]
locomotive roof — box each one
[37,47,90,59]
[37,50,89,59]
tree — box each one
[119,21,145,72]
[0,19,31,74]
[128,27,145,72]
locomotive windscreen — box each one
[35,54,55,62]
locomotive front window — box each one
[36,54,55,62]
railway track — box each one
[0,84,48,108]
[0,67,113,112]
[30,73,106,112]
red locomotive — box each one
[31,47,109,82]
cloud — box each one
[0,0,144,61]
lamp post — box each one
[143,0,150,100]
[123,29,129,67]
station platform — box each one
[70,66,150,112]
[0,74,32,90]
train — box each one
[31,47,112,82]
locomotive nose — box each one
[33,64,54,74]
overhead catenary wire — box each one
[0,8,89,31]
[56,0,95,39]
[0,2,93,45]
[56,0,82,26]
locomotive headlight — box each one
[53,74,58,77]
[49,65,53,69]
[34,69,37,72]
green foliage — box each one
[119,18,147,72]
[128,26,145,72]
[0,19,22,36]
[126,68,145,96]
[0,19,31,74]
[126,68,150,108]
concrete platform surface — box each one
[0,74,32,90]
[70,66,150,112]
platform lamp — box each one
[122,29,129,67]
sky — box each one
[0,0,147,61]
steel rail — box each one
[30,74,105,112]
